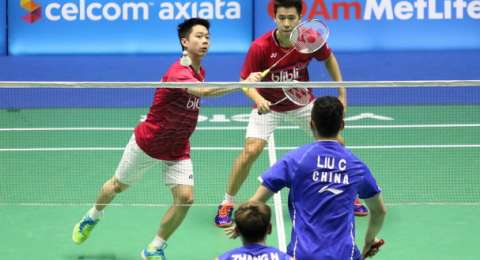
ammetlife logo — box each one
[268,0,480,20]
[32,0,241,22]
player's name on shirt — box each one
[229,252,283,260]
[313,155,349,185]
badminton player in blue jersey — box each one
[217,201,292,260]
[240,96,387,259]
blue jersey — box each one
[260,141,381,260]
[217,243,291,260]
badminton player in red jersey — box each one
[72,18,239,260]
[215,0,367,228]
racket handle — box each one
[260,69,270,78]
[371,239,384,249]
[364,239,385,259]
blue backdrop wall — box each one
[0,0,6,54]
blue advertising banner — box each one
[255,0,480,51]
[8,0,253,54]
[0,0,6,54]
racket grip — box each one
[371,239,384,249]
[260,69,270,78]
[364,239,385,259]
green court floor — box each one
[1,105,480,259]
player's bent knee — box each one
[243,140,265,158]
[112,177,129,193]
[172,186,194,206]
[175,193,194,206]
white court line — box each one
[1,123,480,131]
[1,144,480,152]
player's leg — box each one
[215,109,280,227]
[73,135,156,244]
[142,160,194,260]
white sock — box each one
[223,193,234,205]
[151,236,166,249]
[88,207,103,221]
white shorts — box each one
[114,135,194,187]
[246,102,314,141]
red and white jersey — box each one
[240,30,332,112]
[134,60,205,161]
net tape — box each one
[0,80,479,88]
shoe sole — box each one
[215,222,233,228]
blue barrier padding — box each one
[0,0,6,54]
[0,51,479,108]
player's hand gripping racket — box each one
[260,19,330,78]
[363,239,385,259]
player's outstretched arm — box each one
[187,87,240,97]
[362,193,387,258]
[325,53,347,111]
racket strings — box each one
[290,19,329,54]
[283,88,311,105]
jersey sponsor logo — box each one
[270,62,307,82]
[30,0,242,22]
[268,0,480,21]
[318,184,344,195]
[186,96,200,110]
[271,67,300,82]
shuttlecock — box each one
[180,50,191,66]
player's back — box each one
[217,243,291,260]
[284,141,379,259]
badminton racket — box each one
[260,19,330,78]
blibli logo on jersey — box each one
[40,0,241,22]
[271,67,300,82]
[186,96,200,110]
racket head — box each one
[290,19,329,54]
[282,87,311,106]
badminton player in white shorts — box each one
[215,0,367,228]
[72,18,240,260]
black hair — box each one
[177,18,210,50]
[274,0,303,16]
[311,96,344,138]
[234,201,271,244]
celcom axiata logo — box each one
[20,0,42,23]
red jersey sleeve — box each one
[313,42,332,61]
[240,43,266,80]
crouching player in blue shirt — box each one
[247,96,387,260]
[217,201,292,260]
